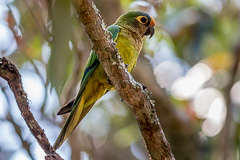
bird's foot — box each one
[107,77,112,85]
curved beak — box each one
[143,26,155,39]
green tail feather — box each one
[53,103,94,150]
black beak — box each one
[143,26,155,39]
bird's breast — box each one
[115,33,142,72]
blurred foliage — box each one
[0,0,240,160]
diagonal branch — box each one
[0,57,63,160]
[71,0,175,159]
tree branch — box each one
[0,57,63,160]
[71,0,175,159]
[223,40,240,160]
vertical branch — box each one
[0,57,63,160]
[223,42,240,160]
[71,0,175,159]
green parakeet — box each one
[53,11,156,150]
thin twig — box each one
[6,112,34,159]
[21,0,48,39]
[0,57,63,160]
[29,60,49,115]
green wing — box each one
[57,25,120,115]
[77,24,120,99]
[53,25,120,150]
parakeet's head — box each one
[115,11,156,38]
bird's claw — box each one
[107,78,112,85]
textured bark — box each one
[71,0,175,159]
[0,57,63,160]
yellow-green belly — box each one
[83,34,140,109]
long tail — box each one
[53,96,86,150]
[54,90,109,149]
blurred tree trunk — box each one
[133,56,207,160]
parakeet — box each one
[53,11,156,150]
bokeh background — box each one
[0,0,240,159]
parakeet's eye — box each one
[136,16,148,24]
[140,17,147,23]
